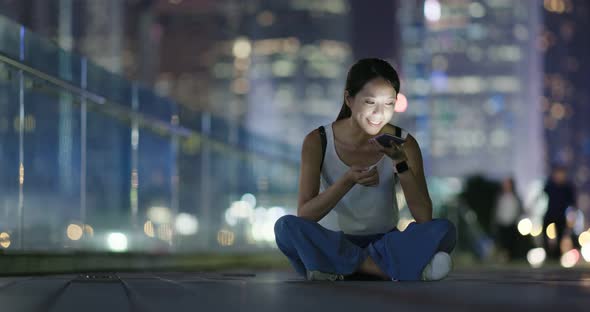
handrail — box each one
[0,51,192,137]
[0,50,300,166]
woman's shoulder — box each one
[302,127,323,152]
[300,127,325,167]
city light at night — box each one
[107,233,128,252]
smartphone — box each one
[373,133,405,148]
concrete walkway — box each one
[1,267,589,311]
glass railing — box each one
[0,15,299,256]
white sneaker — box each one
[306,270,345,281]
[421,251,452,281]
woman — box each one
[274,58,456,281]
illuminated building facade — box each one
[542,0,590,216]
[204,0,353,148]
[397,0,544,196]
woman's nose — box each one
[373,104,385,115]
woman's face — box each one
[346,77,397,135]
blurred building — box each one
[226,0,352,147]
[350,0,400,66]
[542,0,590,216]
[141,0,352,148]
[397,0,544,197]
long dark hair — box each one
[336,58,400,121]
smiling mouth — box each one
[367,119,382,126]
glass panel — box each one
[85,101,132,251]
[23,29,83,87]
[86,61,132,109]
[0,16,21,61]
[175,133,203,251]
[136,122,174,250]
[0,62,20,251]
[137,86,174,124]
[21,72,82,251]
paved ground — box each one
[1,267,590,312]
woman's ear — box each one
[344,90,352,108]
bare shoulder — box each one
[301,128,323,165]
[403,133,424,162]
[302,128,322,152]
[404,132,418,144]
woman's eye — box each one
[386,102,394,106]
[365,101,375,104]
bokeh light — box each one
[249,206,287,244]
[531,223,543,237]
[158,224,173,242]
[67,224,83,241]
[546,223,557,239]
[0,232,11,248]
[517,218,533,236]
[175,213,199,236]
[233,37,252,59]
[144,220,155,238]
[578,231,590,247]
[241,193,257,209]
[424,0,441,22]
[217,230,235,246]
[84,225,94,237]
[581,245,590,262]
[107,233,128,252]
[560,249,579,268]
[468,2,486,18]
[395,93,408,113]
[147,206,172,224]
[527,248,546,268]
[225,200,254,226]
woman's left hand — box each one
[369,138,408,163]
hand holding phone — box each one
[373,133,405,148]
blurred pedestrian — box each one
[492,177,524,261]
[542,165,576,260]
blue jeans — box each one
[274,215,456,281]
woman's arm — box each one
[398,134,433,223]
[297,130,356,222]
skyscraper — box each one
[211,0,353,148]
[397,0,544,197]
[542,0,590,218]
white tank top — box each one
[318,122,401,235]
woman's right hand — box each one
[345,166,379,187]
